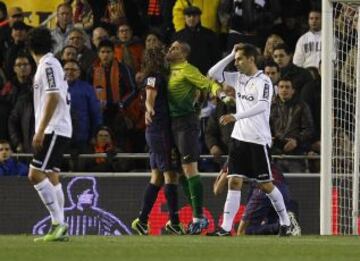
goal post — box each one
[321,0,360,235]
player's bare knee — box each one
[150,170,163,186]
[28,168,46,185]
[164,171,177,184]
[182,162,198,177]
[228,177,242,190]
[258,182,274,193]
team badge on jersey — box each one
[45,68,56,89]
[146,77,156,88]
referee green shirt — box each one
[168,61,221,118]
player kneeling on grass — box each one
[26,27,72,242]
[213,162,301,236]
[131,48,185,236]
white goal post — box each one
[321,0,360,235]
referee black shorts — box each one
[227,139,273,183]
[30,132,70,173]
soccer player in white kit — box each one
[26,27,72,242]
[207,43,292,236]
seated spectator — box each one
[52,3,74,54]
[0,139,28,176]
[66,28,97,76]
[86,126,131,172]
[173,0,221,33]
[100,0,145,37]
[64,59,102,171]
[270,77,314,173]
[301,66,321,172]
[91,26,109,50]
[1,53,33,140]
[73,0,94,31]
[60,45,78,63]
[172,5,220,75]
[205,84,235,166]
[7,54,34,153]
[272,43,313,94]
[264,60,281,96]
[263,34,285,62]
[114,23,144,73]
[3,21,29,78]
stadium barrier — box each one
[0,173,320,235]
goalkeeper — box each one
[165,40,230,235]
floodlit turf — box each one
[0,235,359,261]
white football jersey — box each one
[33,53,72,138]
[224,70,273,146]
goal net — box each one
[322,0,360,235]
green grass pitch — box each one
[0,235,359,261]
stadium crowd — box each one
[0,0,328,175]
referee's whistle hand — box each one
[219,114,236,125]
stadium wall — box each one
[0,175,320,235]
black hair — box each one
[0,1,7,20]
[63,59,81,68]
[278,76,294,86]
[264,60,280,71]
[26,27,54,55]
[97,39,114,51]
[11,21,27,31]
[273,43,292,55]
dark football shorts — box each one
[30,132,70,173]
[171,113,200,164]
[227,139,273,182]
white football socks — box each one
[266,186,290,226]
[221,190,241,232]
[53,183,65,224]
[34,178,62,224]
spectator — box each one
[0,7,29,64]
[60,45,78,63]
[3,21,29,78]
[86,39,137,149]
[99,0,145,37]
[64,59,102,170]
[52,3,74,54]
[293,8,322,68]
[6,53,34,152]
[0,139,28,176]
[87,126,131,172]
[114,23,144,73]
[272,43,313,94]
[66,28,97,75]
[221,0,282,51]
[263,34,284,62]
[173,0,221,33]
[91,26,109,50]
[270,77,314,172]
[301,66,321,172]
[73,0,94,31]
[0,53,33,140]
[205,85,235,165]
[0,2,7,26]
[173,5,221,75]
[264,60,281,96]
[136,0,176,44]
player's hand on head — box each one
[231,43,244,56]
[32,132,45,152]
[219,114,236,125]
